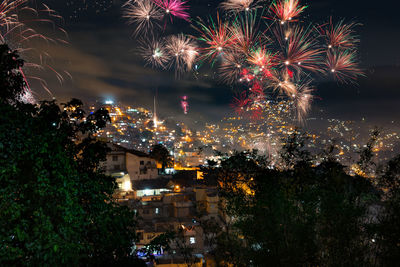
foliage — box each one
[205,140,383,266]
[149,143,173,171]
[357,128,380,176]
[0,44,25,103]
[0,44,141,265]
[142,227,198,266]
[374,154,400,265]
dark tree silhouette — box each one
[149,144,173,172]
[204,145,382,266]
[0,44,143,265]
[0,44,25,103]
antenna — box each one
[153,89,158,128]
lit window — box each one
[190,237,196,244]
[155,208,159,214]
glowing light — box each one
[122,180,132,191]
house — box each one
[103,143,159,193]
[129,174,223,266]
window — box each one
[143,209,150,214]
[137,232,143,240]
[112,155,118,161]
[140,160,144,165]
[190,237,196,244]
[113,164,120,170]
[155,208,159,214]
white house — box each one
[103,143,159,193]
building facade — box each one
[103,143,159,193]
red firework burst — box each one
[230,91,251,115]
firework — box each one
[230,13,264,55]
[138,37,170,68]
[220,0,262,13]
[219,52,245,84]
[128,0,363,122]
[250,81,264,95]
[194,14,235,63]
[1,0,67,100]
[180,95,189,114]
[326,49,363,82]
[123,0,163,36]
[0,1,25,34]
[165,34,198,75]
[230,91,251,115]
[248,46,275,68]
[152,0,190,22]
[270,0,306,24]
[319,18,360,49]
[275,25,323,74]
[292,80,313,122]
[250,104,263,120]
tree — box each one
[149,144,173,172]
[357,128,380,177]
[0,44,142,265]
[375,154,400,265]
[0,44,25,103]
[204,139,378,266]
[142,228,198,267]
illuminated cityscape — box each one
[2,0,400,265]
[93,99,400,170]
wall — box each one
[126,153,158,181]
[104,152,126,173]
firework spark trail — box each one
[270,0,306,23]
[1,0,67,101]
[293,80,313,122]
[180,95,189,114]
[274,25,324,73]
[319,18,360,49]
[248,46,275,68]
[220,0,262,13]
[230,91,251,115]
[165,33,198,75]
[123,0,163,36]
[230,12,265,56]
[138,37,170,68]
[219,52,245,84]
[126,0,363,122]
[0,0,24,28]
[194,13,235,63]
[152,0,190,22]
[272,71,297,97]
[326,49,363,82]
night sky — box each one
[32,0,400,131]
